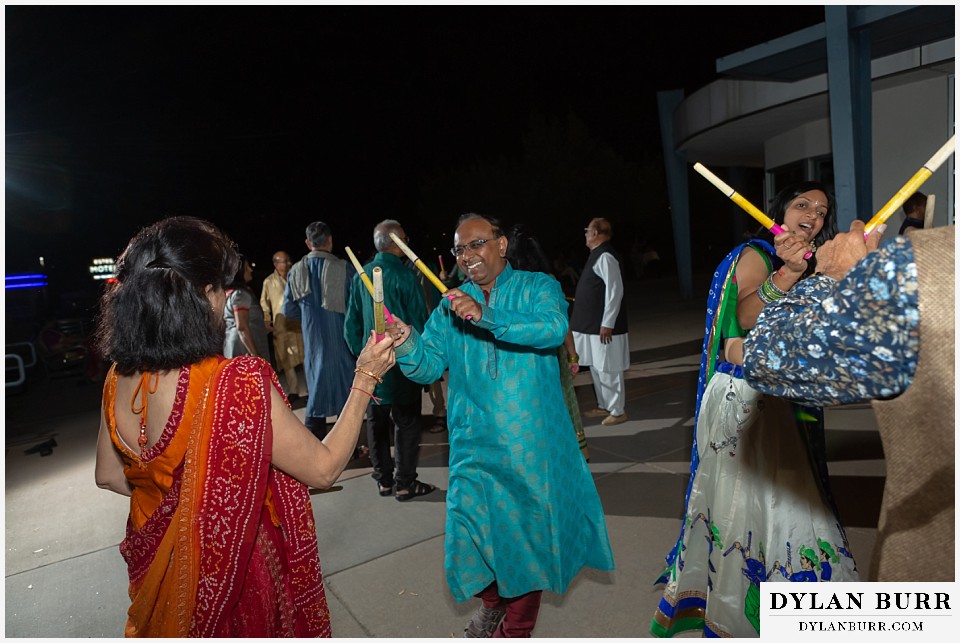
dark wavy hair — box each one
[902,191,926,217]
[96,216,240,375]
[505,224,553,274]
[224,254,251,291]
[753,180,838,276]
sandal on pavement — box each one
[377,482,394,497]
[581,407,610,418]
[464,604,506,638]
[395,481,436,502]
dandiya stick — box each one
[864,135,955,234]
[438,254,445,273]
[390,232,448,294]
[344,246,395,322]
[694,162,812,259]
[922,194,936,230]
[372,267,386,338]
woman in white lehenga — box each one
[651,182,859,638]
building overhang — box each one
[673,35,954,168]
[716,5,955,82]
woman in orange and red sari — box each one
[94,216,396,637]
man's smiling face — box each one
[453,217,507,289]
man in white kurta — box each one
[571,218,630,425]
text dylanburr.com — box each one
[761,583,955,639]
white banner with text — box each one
[761,582,955,639]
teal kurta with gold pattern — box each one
[395,263,614,601]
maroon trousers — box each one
[476,582,543,638]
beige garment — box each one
[870,226,954,581]
[260,271,305,372]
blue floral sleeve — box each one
[742,236,920,406]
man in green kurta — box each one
[387,213,614,637]
[344,219,436,500]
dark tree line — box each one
[415,109,671,274]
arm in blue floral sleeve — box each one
[743,237,920,406]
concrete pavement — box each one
[3,274,882,637]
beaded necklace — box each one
[130,372,159,466]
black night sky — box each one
[5,5,825,318]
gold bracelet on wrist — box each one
[354,367,383,384]
[568,352,579,364]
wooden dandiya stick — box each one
[694,162,812,259]
[344,246,395,322]
[438,254,445,273]
[372,267,386,337]
[864,135,955,234]
[922,194,936,230]
[390,232,448,294]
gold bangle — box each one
[354,367,383,384]
[568,353,579,364]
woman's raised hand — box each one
[773,224,811,274]
[355,330,396,379]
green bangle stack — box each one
[756,273,788,304]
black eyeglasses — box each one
[451,238,496,257]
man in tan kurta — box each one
[260,250,307,398]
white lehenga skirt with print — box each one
[657,371,859,637]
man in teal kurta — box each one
[344,219,435,500]
[387,213,614,637]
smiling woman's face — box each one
[783,189,828,240]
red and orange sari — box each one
[103,355,330,637]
